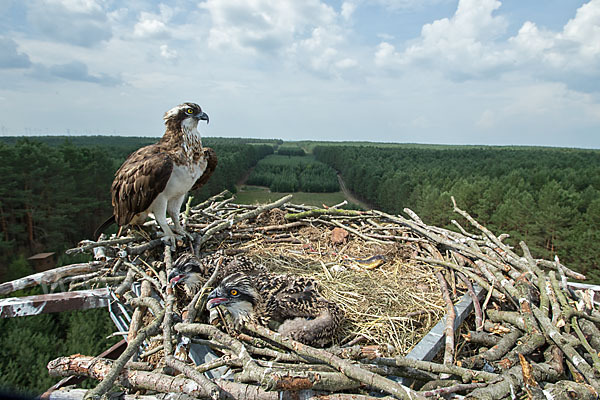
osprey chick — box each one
[168,252,343,347]
[100,103,216,243]
[207,271,343,347]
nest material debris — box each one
[23,190,600,399]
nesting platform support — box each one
[406,284,486,362]
[0,288,109,318]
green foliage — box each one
[247,155,339,192]
[0,136,273,394]
[0,137,273,273]
[3,255,34,282]
[314,145,600,281]
[277,146,306,156]
[0,308,118,394]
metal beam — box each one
[0,288,109,318]
[406,284,486,362]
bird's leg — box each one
[168,195,193,240]
[153,201,178,246]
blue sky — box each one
[1,0,599,148]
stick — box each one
[84,304,165,399]
[242,322,426,400]
[195,194,293,251]
[285,208,364,221]
[435,270,456,378]
[165,356,220,400]
[0,262,103,295]
[66,237,136,254]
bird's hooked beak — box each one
[197,111,209,124]
[169,272,185,288]
[206,287,228,309]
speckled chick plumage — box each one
[169,252,343,347]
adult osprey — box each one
[96,103,216,242]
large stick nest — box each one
[37,191,600,399]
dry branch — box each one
[29,195,600,399]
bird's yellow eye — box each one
[186,108,194,114]
[230,289,238,296]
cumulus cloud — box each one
[341,2,357,20]
[26,0,112,47]
[200,0,337,53]
[159,44,177,60]
[134,15,169,39]
[0,37,32,69]
[374,0,600,89]
[398,0,508,75]
[509,0,600,73]
[199,0,358,77]
[133,5,177,39]
[372,0,452,10]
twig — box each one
[66,237,137,254]
[285,208,364,221]
[459,272,483,331]
[84,304,165,399]
[243,321,427,400]
[191,190,231,212]
[165,356,220,400]
[420,382,488,397]
[195,194,293,251]
[435,270,456,378]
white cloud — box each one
[509,0,600,73]
[374,42,399,67]
[159,44,177,60]
[370,0,451,11]
[199,0,337,53]
[341,2,356,20]
[134,14,169,39]
[374,0,600,90]
[45,0,102,13]
[397,0,508,74]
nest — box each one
[231,226,443,354]
[28,191,600,399]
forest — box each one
[0,137,273,395]
[0,137,273,270]
[313,145,600,282]
[2,137,600,394]
[246,154,339,192]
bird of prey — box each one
[95,103,216,243]
[168,252,260,296]
[169,252,343,347]
[207,271,343,347]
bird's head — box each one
[168,253,204,296]
[206,272,261,324]
[163,102,209,140]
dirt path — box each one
[236,166,255,186]
[337,173,372,210]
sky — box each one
[1,0,599,148]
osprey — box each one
[167,252,343,347]
[207,271,343,347]
[96,103,216,242]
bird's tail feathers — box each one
[94,215,116,240]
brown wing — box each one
[192,147,217,190]
[111,144,173,225]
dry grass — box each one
[216,218,446,356]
